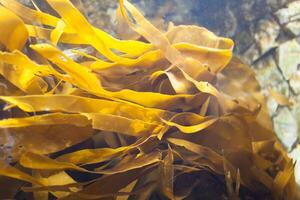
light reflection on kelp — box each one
[0,0,297,199]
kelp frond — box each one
[0,0,296,199]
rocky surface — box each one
[15,0,300,188]
[277,39,300,80]
[274,107,298,150]
[275,1,300,36]
[248,2,300,155]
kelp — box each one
[0,0,297,199]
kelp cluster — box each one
[0,0,297,199]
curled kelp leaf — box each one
[0,0,297,199]
[0,50,48,94]
[0,6,28,51]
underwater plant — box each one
[0,0,297,199]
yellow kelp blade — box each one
[218,57,275,140]
[21,171,81,195]
[85,113,164,136]
[95,151,162,174]
[26,23,232,75]
[119,0,212,80]
[0,6,28,51]
[160,146,174,199]
[9,150,160,187]
[0,110,163,137]
[45,0,152,62]
[26,24,231,74]
[26,25,85,44]
[19,152,89,172]
[45,0,124,62]
[0,113,90,128]
[56,146,128,165]
[30,44,104,93]
[273,160,296,199]
[1,0,152,57]
[0,124,94,157]
[30,43,202,110]
[162,118,217,134]
[0,50,50,94]
[50,19,66,45]
[0,95,219,135]
[62,166,156,200]
[166,25,234,73]
[0,95,167,122]
[0,0,58,27]
[167,137,228,174]
[0,167,82,197]
[56,136,155,165]
[26,24,152,58]
[0,163,42,186]
[0,75,24,96]
[32,171,79,199]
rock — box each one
[291,95,300,138]
[234,29,255,54]
[17,0,31,6]
[266,96,279,116]
[273,107,298,150]
[254,17,280,55]
[290,71,300,94]
[240,0,256,22]
[252,54,291,114]
[285,21,300,36]
[253,55,285,87]
[275,1,300,24]
[266,0,294,11]
[274,1,300,36]
[253,54,290,96]
[275,81,291,97]
[82,0,118,34]
[63,47,95,62]
[265,83,290,115]
[276,39,300,80]
[223,5,238,38]
[241,44,260,64]
[17,0,50,10]
[289,145,300,186]
[260,81,290,116]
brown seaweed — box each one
[0,0,297,199]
